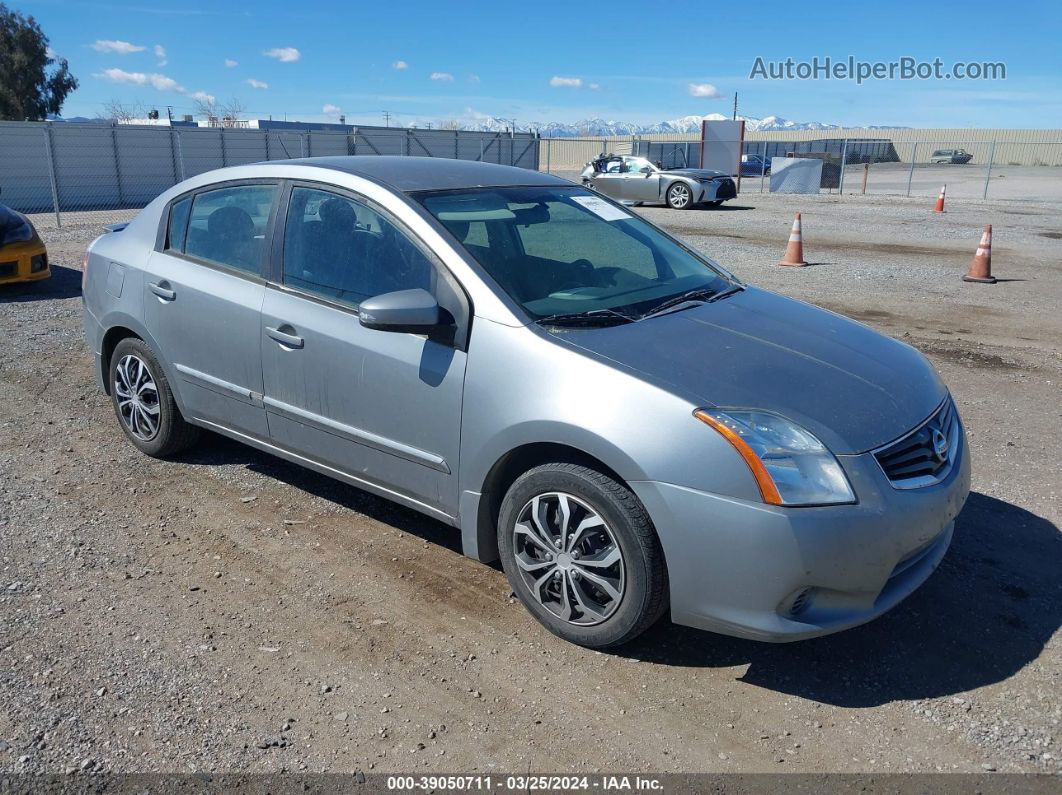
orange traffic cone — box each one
[933,184,947,213]
[963,225,996,284]
[778,213,807,266]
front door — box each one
[143,182,277,439]
[260,185,467,517]
[621,157,663,202]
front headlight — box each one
[693,409,855,506]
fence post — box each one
[220,129,227,167]
[111,124,125,206]
[760,141,768,193]
[300,132,307,158]
[983,140,996,200]
[837,138,849,194]
[906,142,917,197]
[546,138,551,174]
[42,124,61,228]
[454,129,460,160]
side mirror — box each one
[359,288,443,334]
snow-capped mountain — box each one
[461,113,849,136]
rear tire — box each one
[109,337,199,458]
[498,463,668,649]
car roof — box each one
[268,155,570,192]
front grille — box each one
[715,178,737,199]
[874,398,959,489]
[0,261,18,278]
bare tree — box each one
[437,119,461,131]
[101,98,145,122]
[194,96,247,127]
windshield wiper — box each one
[535,308,636,327]
[705,284,745,303]
[640,283,745,320]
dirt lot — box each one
[1,190,1060,778]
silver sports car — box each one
[581,154,737,209]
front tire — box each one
[665,182,693,210]
[109,337,199,458]
[498,463,668,649]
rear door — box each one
[260,184,469,517]
[143,182,277,439]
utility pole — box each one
[732,92,738,120]
[426,122,432,130]
[166,105,174,123]
[383,110,392,127]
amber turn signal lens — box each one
[693,409,783,505]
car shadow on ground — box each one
[617,491,1061,707]
[701,204,755,211]
[172,433,1060,707]
[174,432,465,555]
[0,264,82,303]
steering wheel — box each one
[552,259,600,292]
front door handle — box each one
[149,281,176,301]
[266,326,304,349]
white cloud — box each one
[245,78,269,89]
[263,47,300,62]
[154,44,167,66]
[322,104,342,116]
[468,73,480,83]
[95,67,214,104]
[588,82,601,91]
[549,76,582,88]
[45,46,57,59]
[688,82,722,98]
[392,60,408,70]
[224,58,238,68]
[91,39,145,55]
[430,72,454,82]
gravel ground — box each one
[1,189,1060,777]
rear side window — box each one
[184,184,277,274]
[165,197,191,252]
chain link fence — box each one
[4,122,1060,229]
[0,121,540,228]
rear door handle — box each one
[149,282,176,301]
[266,326,304,349]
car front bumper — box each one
[698,178,737,202]
[0,238,50,284]
[630,425,971,642]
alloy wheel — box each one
[512,492,625,626]
[668,184,691,208]
[114,354,161,441]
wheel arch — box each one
[464,440,636,564]
[97,314,183,410]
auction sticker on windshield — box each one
[571,195,632,222]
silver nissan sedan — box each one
[82,157,970,649]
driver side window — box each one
[282,187,435,307]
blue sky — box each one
[21,0,1062,128]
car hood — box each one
[554,286,946,454]
[662,168,728,179]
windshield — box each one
[417,186,732,320]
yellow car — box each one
[0,203,49,284]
